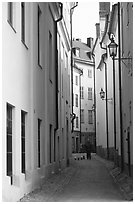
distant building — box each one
[72,38,95,153]
[2,2,75,201]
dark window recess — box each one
[21,2,25,42]
[7,103,13,184]
[38,119,41,168]
[49,124,52,163]
[21,110,26,173]
[38,5,42,66]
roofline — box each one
[74,57,94,66]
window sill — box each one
[21,40,28,50]
[7,20,16,33]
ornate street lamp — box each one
[99,88,112,101]
[100,88,105,100]
[108,36,118,58]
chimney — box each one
[95,23,100,38]
[87,37,93,48]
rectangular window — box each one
[7,104,13,183]
[76,117,79,128]
[88,87,92,100]
[21,110,26,173]
[38,5,42,66]
[75,48,80,57]
[38,119,41,168]
[80,86,84,99]
[88,110,93,124]
[75,75,78,86]
[81,109,84,123]
[127,3,129,26]
[21,2,25,42]
[54,130,56,162]
[49,31,52,82]
[121,8,124,55]
[75,94,78,107]
[49,124,52,163]
[88,69,92,78]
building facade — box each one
[72,38,95,153]
[93,2,133,176]
[2,2,74,201]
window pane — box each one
[7,135,12,153]
[7,153,12,176]
[22,153,25,173]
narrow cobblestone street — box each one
[20,155,126,202]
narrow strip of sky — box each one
[72,1,99,43]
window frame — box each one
[88,110,93,124]
[21,110,27,174]
[7,103,13,184]
[88,87,92,100]
[81,109,84,123]
[38,118,41,168]
[75,94,78,107]
[38,5,42,67]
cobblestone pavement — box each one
[20,155,130,202]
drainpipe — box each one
[91,53,96,153]
[102,54,109,159]
[100,42,109,159]
[79,70,83,147]
[118,2,124,172]
[55,3,63,130]
[70,3,78,132]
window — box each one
[81,109,84,123]
[88,110,93,124]
[73,94,74,106]
[49,31,52,82]
[88,87,92,100]
[54,130,56,162]
[76,117,79,128]
[49,124,52,163]
[75,75,78,86]
[21,2,25,42]
[7,104,13,183]
[38,119,41,168]
[75,48,80,57]
[75,94,78,107]
[80,86,84,99]
[121,8,124,55]
[88,69,92,78]
[38,5,42,66]
[21,110,26,173]
[127,3,129,26]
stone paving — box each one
[20,154,132,202]
[94,155,133,201]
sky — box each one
[72,1,99,44]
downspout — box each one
[91,53,96,153]
[70,3,78,132]
[102,54,109,159]
[100,40,109,159]
[79,70,83,147]
[55,3,63,130]
[118,2,124,172]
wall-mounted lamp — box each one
[108,36,118,58]
[99,88,112,101]
[70,113,76,122]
